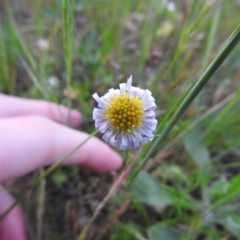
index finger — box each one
[0,116,123,182]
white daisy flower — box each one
[92,76,157,150]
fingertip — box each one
[94,152,123,173]
[102,148,123,172]
[80,138,123,173]
[69,109,82,128]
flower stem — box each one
[124,150,131,164]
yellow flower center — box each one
[105,93,144,132]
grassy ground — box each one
[1,0,240,239]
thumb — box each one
[0,185,26,240]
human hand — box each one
[0,94,122,240]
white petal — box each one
[108,132,118,147]
[120,83,127,94]
[92,93,101,103]
[109,88,120,97]
[115,133,129,150]
[142,89,152,99]
[132,129,143,143]
[95,119,105,128]
[143,119,157,126]
[100,97,111,109]
[141,90,156,109]
[127,75,132,89]
[143,118,158,127]
[115,133,123,150]
[142,89,155,101]
[99,122,111,133]
[145,104,157,111]
[93,108,106,120]
[127,133,139,148]
[144,111,155,119]
[95,122,105,130]
[143,97,155,107]
[102,129,115,143]
[113,89,121,96]
[141,136,152,145]
[128,86,143,97]
[104,89,116,102]
[120,134,129,150]
[137,126,154,137]
[141,120,157,134]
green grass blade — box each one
[130,24,240,183]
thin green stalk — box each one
[124,150,131,164]
[201,7,221,72]
[163,1,209,79]
[21,58,47,98]
[0,196,19,221]
[62,0,75,125]
[7,12,48,98]
[130,24,240,183]
[62,0,75,88]
[36,168,46,240]
[0,23,12,93]
[8,17,38,76]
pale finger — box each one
[0,185,26,240]
[0,94,81,128]
[0,116,123,182]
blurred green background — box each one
[1,0,240,239]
